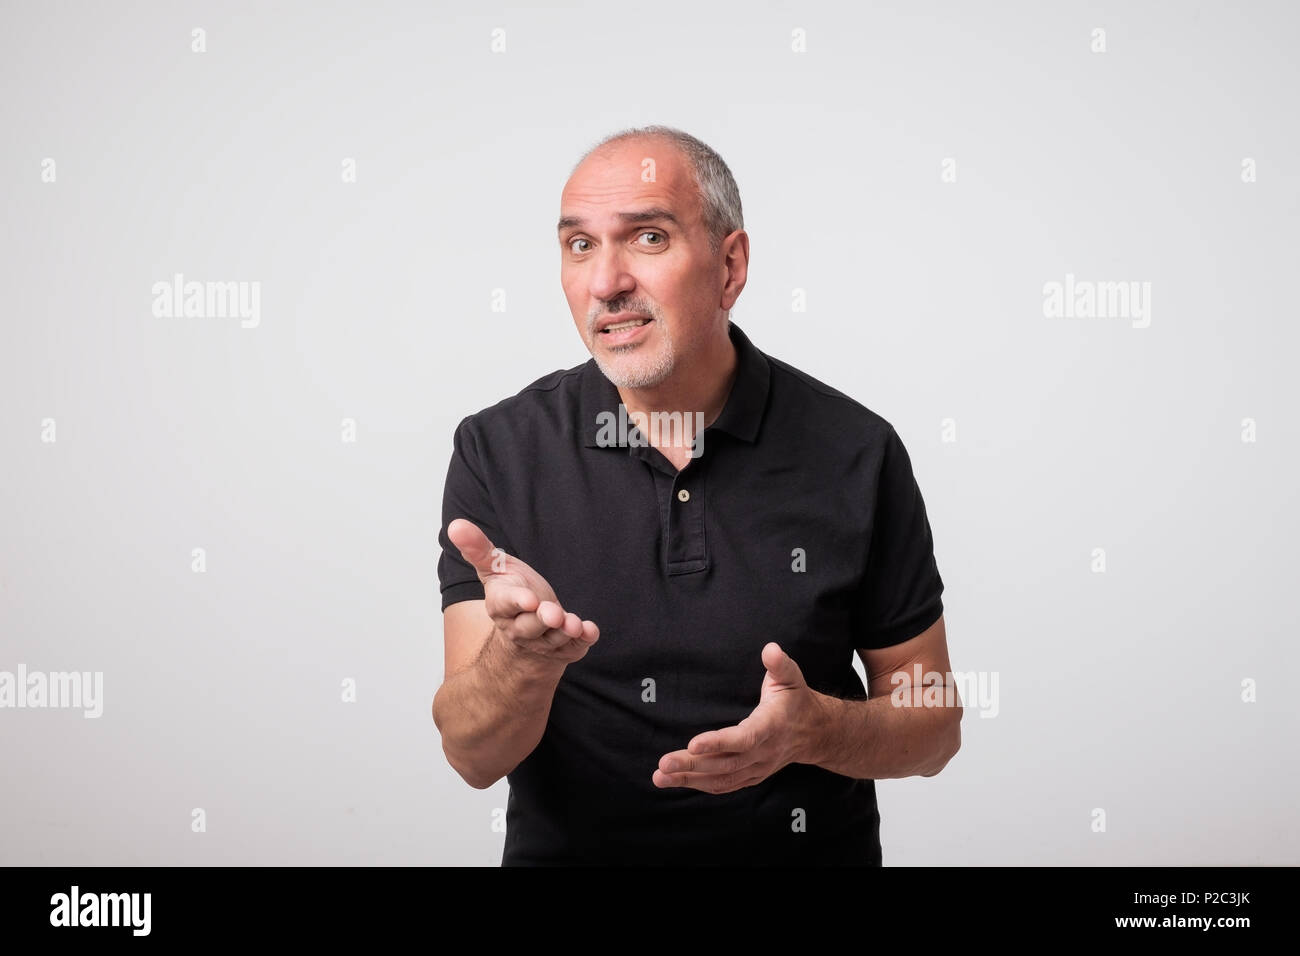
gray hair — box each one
[571,125,744,254]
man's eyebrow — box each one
[557,208,682,233]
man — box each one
[433,125,960,866]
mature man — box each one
[433,125,960,866]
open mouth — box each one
[599,317,651,334]
[598,316,653,346]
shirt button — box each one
[677,489,691,503]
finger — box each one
[447,519,504,579]
[652,768,767,794]
[688,720,763,756]
[536,622,599,657]
[511,610,600,653]
[561,611,583,639]
[528,626,572,651]
[557,635,597,660]
[485,585,539,622]
[535,600,566,631]
[658,748,758,776]
[761,641,805,687]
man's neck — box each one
[614,323,738,471]
[616,324,739,431]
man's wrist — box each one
[799,689,841,768]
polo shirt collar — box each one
[580,319,770,448]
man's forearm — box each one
[803,687,962,780]
[432,630,566,789]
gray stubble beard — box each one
[592,318,676,389]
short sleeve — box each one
[855,424,945,649]
[437,416,516,612]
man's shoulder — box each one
[763,350,896,444]
[454,361,588,437]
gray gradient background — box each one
[2,0,1296,866]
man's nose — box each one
[586,244,636,303]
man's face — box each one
[558,137,724,390]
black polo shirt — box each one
[437,320,945,866]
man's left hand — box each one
[653,642,827,794]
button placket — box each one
[666,464,707,574]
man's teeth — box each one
[603,318,650,332]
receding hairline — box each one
[569,130,692,175]
[559,136,708,236]
[562,125,744,253]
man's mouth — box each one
[599,316,652,334]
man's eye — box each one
[569,238,592,253]
[638,231,665,247]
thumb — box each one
[761,642,805,688]
[447,518,506,579]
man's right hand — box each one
[447,518,600,665]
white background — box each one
[1,0,1296,865]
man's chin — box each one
[597,357,674,390]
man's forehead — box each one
[560,139,696,221]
